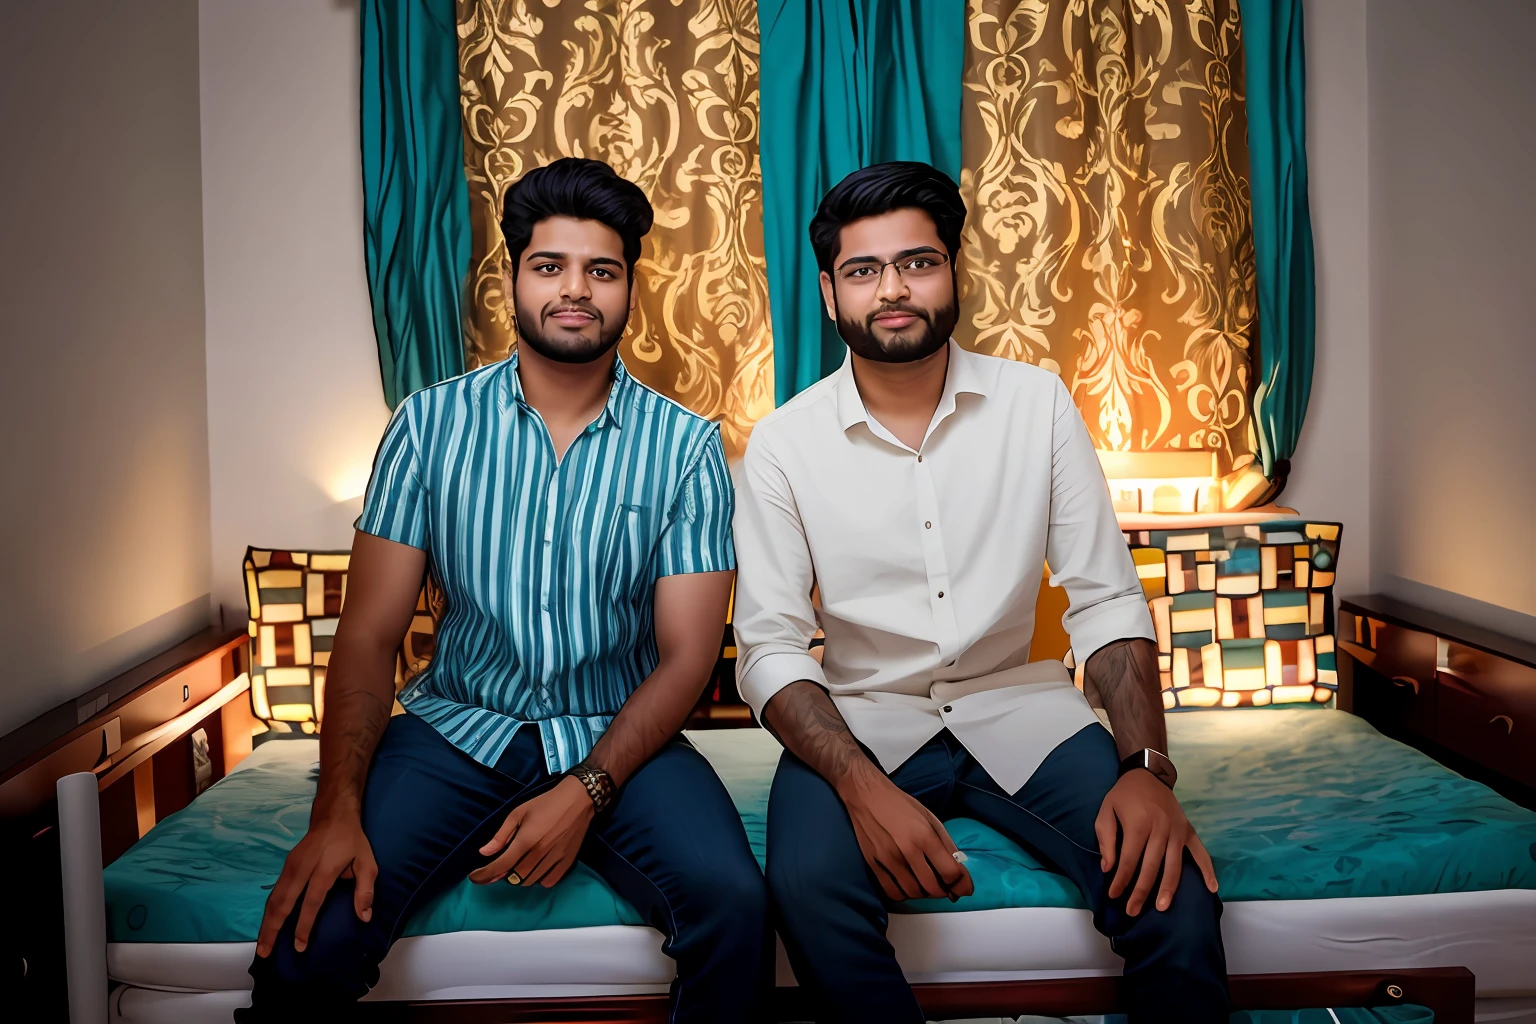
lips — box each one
[873,311,919,329]
[548,308,597,327]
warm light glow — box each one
[1098,451,1221,513]
[325,462,374,504]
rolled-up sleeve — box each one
[657,429,736,577]
[355,394,428,549]
[732,428,827,720]
[1044,378,1156,664]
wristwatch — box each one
[1118,748,1178,790]
[567,762,617,814]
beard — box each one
[514,297,628,365]
[834,288,958,365]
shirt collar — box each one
[507,348,631,430]
[835,339,991,435]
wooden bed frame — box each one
[0,631,1480,1022]
[356,969,1476,1022]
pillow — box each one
[243,547,439,733]
[1118,521,1342,710]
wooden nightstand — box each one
[1339,594,1536,810]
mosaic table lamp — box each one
[1072,521,1343,709]
[243,547,439,733]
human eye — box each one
[842,265,875,280]
[534,262,561,274]
[902,256,939,272]
[591,267,616,280]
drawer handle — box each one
[1490,714,1514,735]
[1390,676,1420,694]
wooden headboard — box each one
[0,628,255,860]
[0,627,255,1015]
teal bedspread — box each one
[105,710,1536,943]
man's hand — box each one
[836,761,974,903]
[1095,768,1217,916]
[762,680,973,903]
[469,776,595,888]
[255,812,378,958]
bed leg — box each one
[57,772,109,1024]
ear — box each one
[629,272,639,312]
[819,271,836,321]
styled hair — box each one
[499,157,654,278]
[809,161,967,274]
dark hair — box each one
[500,157,654,279]
[809,162,967,274]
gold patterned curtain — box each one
[957,0,1259,482]
[457,0,774,456]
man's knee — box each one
[1117,859,1225,964]
[766,833,874,924]
[250,892,379,1007]
[684,854,769,934]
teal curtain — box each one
[758,0,965,405]
[361,0,471,409]
[1243,0,1316,484]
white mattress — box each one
[108,888,1536,1013]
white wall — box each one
[1287,0,1372,600]
[200,0,389,624]
[1367,0,1536,641]
[0,1,212,737]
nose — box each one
[559,264,591,301]
[875,262,908,303]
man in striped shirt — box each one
[242,159,768,1021]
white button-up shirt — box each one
[733,341,1155,794]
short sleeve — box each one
[355,396,428,549]
[657,430,735,577]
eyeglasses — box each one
[834,251,950,287]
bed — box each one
[96,708,1536,1023]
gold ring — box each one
[506,872,522,886]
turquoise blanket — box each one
[106,710,1536,943]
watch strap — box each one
[1118,748,1177,789]
[568,763,617,814]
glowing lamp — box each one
[1098,451,1221,514]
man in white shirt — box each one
[734,162,1227,1023]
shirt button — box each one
[938,591,945,599]
[917,455,924,463]
[925,521,932,529]
[942,705,953,714]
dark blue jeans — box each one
[243,713,770,1022]
[766,724,1229,1024]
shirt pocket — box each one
[599,501,652,602]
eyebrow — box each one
[835,245,944,270]
[524,250,625,269]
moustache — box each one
[866,303,931,325]
[544,301,603,322]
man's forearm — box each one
[1083,637,1167,760]
[313,648,396,821]
[761,680,876,791]
[581,661,705,787]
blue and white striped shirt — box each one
[357,353,735,773]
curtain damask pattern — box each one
[457,0,774,455]
[957,0,1259,479]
